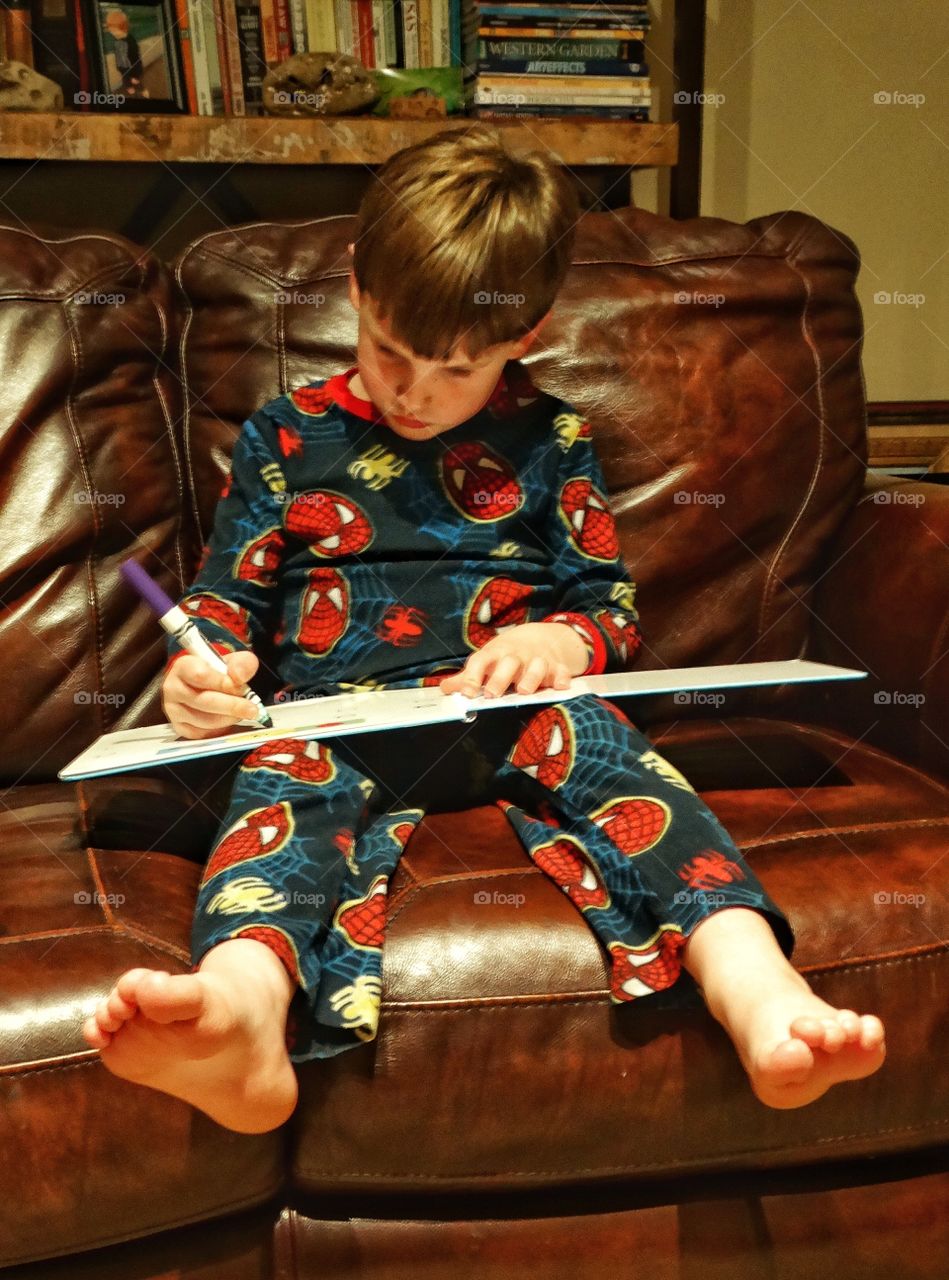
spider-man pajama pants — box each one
[190,694,796,1062]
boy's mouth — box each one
[391,412,428,429]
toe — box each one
[820,1018,847,1052]
[860,1015,886,1050]
[836,1009,861,1041]
[115,967,164,1005]
[82,1015,111,1049]
[789,1015,826,1047]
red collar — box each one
[322,365,510,424]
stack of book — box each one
[471,1,651,122]
[26,0,650,119]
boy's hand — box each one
[439,622,589,700]
[162,649,262,739]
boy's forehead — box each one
[365,297,496,367]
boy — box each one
[82,126,885,1133]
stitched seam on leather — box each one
[147,271,189,590]
[756,255,825,661]
[303,1118,949,1182]
[383,947,946,1010]
[60,292,110,736]
[174,253,203,543]
[738,816,949,849]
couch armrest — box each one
[804,473,949,781]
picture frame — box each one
[81,0,186,113]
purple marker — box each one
[121,559,273,729]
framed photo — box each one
[81,0,186,112]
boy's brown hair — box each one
[350,123,581,362]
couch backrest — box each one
[0,207,868,783]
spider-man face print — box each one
[530,833,609,911]
[608,928,686,1000]
[336,875,388,949]
[484,363,542,419]
[440,442,524,522]
[243,737,337,785]
[290,385,335,416]
[284,491,373,557]
[297,566,348,655]
[558,479,620,561]
[590,797,672,857]
[236,528,286,586]
[464,578,534,649]
[509,705,575,789]
[203,802,294,882]
[182,593,252,646]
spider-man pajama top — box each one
[167,359,795,1061]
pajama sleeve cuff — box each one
[541,611,608,677]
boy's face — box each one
[347,243,550,443]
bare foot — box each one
[81,938,298,1132]
[683,907,886,1109]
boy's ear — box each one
[514,310,554,354]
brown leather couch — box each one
[1,205,946,1279]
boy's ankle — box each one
[197,937,295,1003]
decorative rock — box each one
[0,61,64,111]
[262,52,379,117]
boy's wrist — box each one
[542,615,600,676]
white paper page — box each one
[57,658,865,781]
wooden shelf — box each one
[0,111,677,167]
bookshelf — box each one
[0,112,677,168]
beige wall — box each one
[635,0,947,402]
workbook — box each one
[57,659,865,781]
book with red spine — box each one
[173,0,200,113]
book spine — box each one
[2,0,32,66]
[306,0,335,51]
[384,0,399,66]
[354,0,373,65]
[417,0,431,65]
[371,0,384,66]
[259,0,276,63]
[478,57,648,77]
[402,0,418,66]
[478,32,646,53]
[235,0,265,112]
[273,0,292,63]
[173,0,200,113]
[474,103,648,121]
[475,85,648,105]
[211,0,232,113]
[221,0,246,113]
[187,0,214,113]
[288,0,307,52]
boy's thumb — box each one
[225,649,259,686]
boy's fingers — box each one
[483,653,521,698]
[515,655,547,694]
